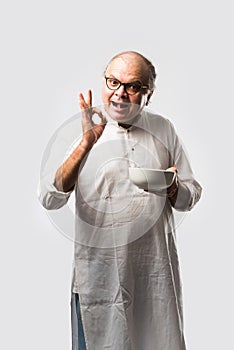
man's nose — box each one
[115,84,128,97]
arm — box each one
[166,168,198,210]
[167,123,202,211]
[54,90,106,192]
[38,90,106,209]
[149,119,201,211]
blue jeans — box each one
[71,293,87,350]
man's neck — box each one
[118,123,132,129]
[118,113,142,129]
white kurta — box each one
[39,111,202,350]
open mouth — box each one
[111,101,129,109]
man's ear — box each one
[146,90,154,106]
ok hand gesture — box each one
[79,89,107,150]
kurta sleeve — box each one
[38,172,73,210]
[38,144,75,210]
[167,120,202,211]
[38,113,86,211]
[38,132,80,210]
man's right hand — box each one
[54,90,106,192]
[79,89,107,150]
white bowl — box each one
[129,167,175,191]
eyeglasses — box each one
[105,76,149,95]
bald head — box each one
[105,51,156,90]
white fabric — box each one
[39,111,202,350]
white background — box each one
[1,0,233,349]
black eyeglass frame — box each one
[105,76,149,95]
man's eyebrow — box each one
[106,74,118,79]
[127,80,142,84]
[106,75,143,84]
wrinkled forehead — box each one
[106,54,149,82]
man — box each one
[39,51,202,350]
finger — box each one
[100,113,107,124]
[78,92,87,110]
[92,107,107,124]
[87,89,92,107]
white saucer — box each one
[129,167,176,191]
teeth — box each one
[112,102,128,109]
